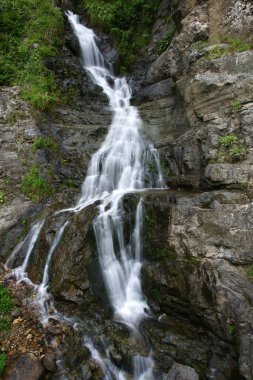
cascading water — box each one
[67,11,164,378]
[6,11,165,379]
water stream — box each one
[6,11,165,379]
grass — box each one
[232,100,242,110]
[0,0,64,110]
[207,36,252,60]
[0,284,13,334]
[0,192,5,204]
[21,164,53,203]
[192,40,209,50]
[83,0,160,71]
[32,136,58,152]
[246,266,253,280]
[0,353,7,375]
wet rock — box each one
[42,353,57,372]
[4,353,44,380]
[164,363,199,380]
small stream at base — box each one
[5,11,165,380]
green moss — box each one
[0,0,64,110]
[208,45,226,60]
[0,353,7,375]
[84,0,160,71]
[32,136,58,152]
[21,164,53,202]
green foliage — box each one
[228,324,236,335]
[0,353,7,374]
[0,0,64,110]
[229,146,247,156]
[5,110,24,125]
[246,266,253,279]
[218,134,238,147]
[156,27,176,54]
[0,284,13,333]
[32,137,58,152]
[214,134,247,163]
[84,0,160,71]
[21,164,53,202]
[207,37,251,60]
[232,100,242,110]
[0,285,13,314]
[208,45,226,60]
[0,191,5,204]
[192,40,209,50]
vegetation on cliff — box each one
[0,0,64,110]
[83,0,160,70]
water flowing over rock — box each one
[1,1,253,379]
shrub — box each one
[21,164,53,202]
[0,0,64,110]
[232,100,242,110]
[218,134,238,147]
[32,137,58,152]
[84,0,160,71]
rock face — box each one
[135,0,253,192]
[1,0,253,379]
[142,190,253,379]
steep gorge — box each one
[1,1,253,379]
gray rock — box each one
[42,353,57,372]
[4,353,44,380]
[164,363,199,380]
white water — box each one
[6,220,45,285]
[5,11,164,380]
[67,11,164,379]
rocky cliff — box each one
[1,0,253,379]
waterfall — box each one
[6,11,165,380]
[67,11,164,379]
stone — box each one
[164,363,199,380]
[42,353,57,372]
[4,353,44,380]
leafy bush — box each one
[218,134,238,147]
[84,0,160,71]
[232,100,242,110]
[0,353,7,374]
[32,137,58,152]
[21,164,53,202]
[0,0,64,110]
